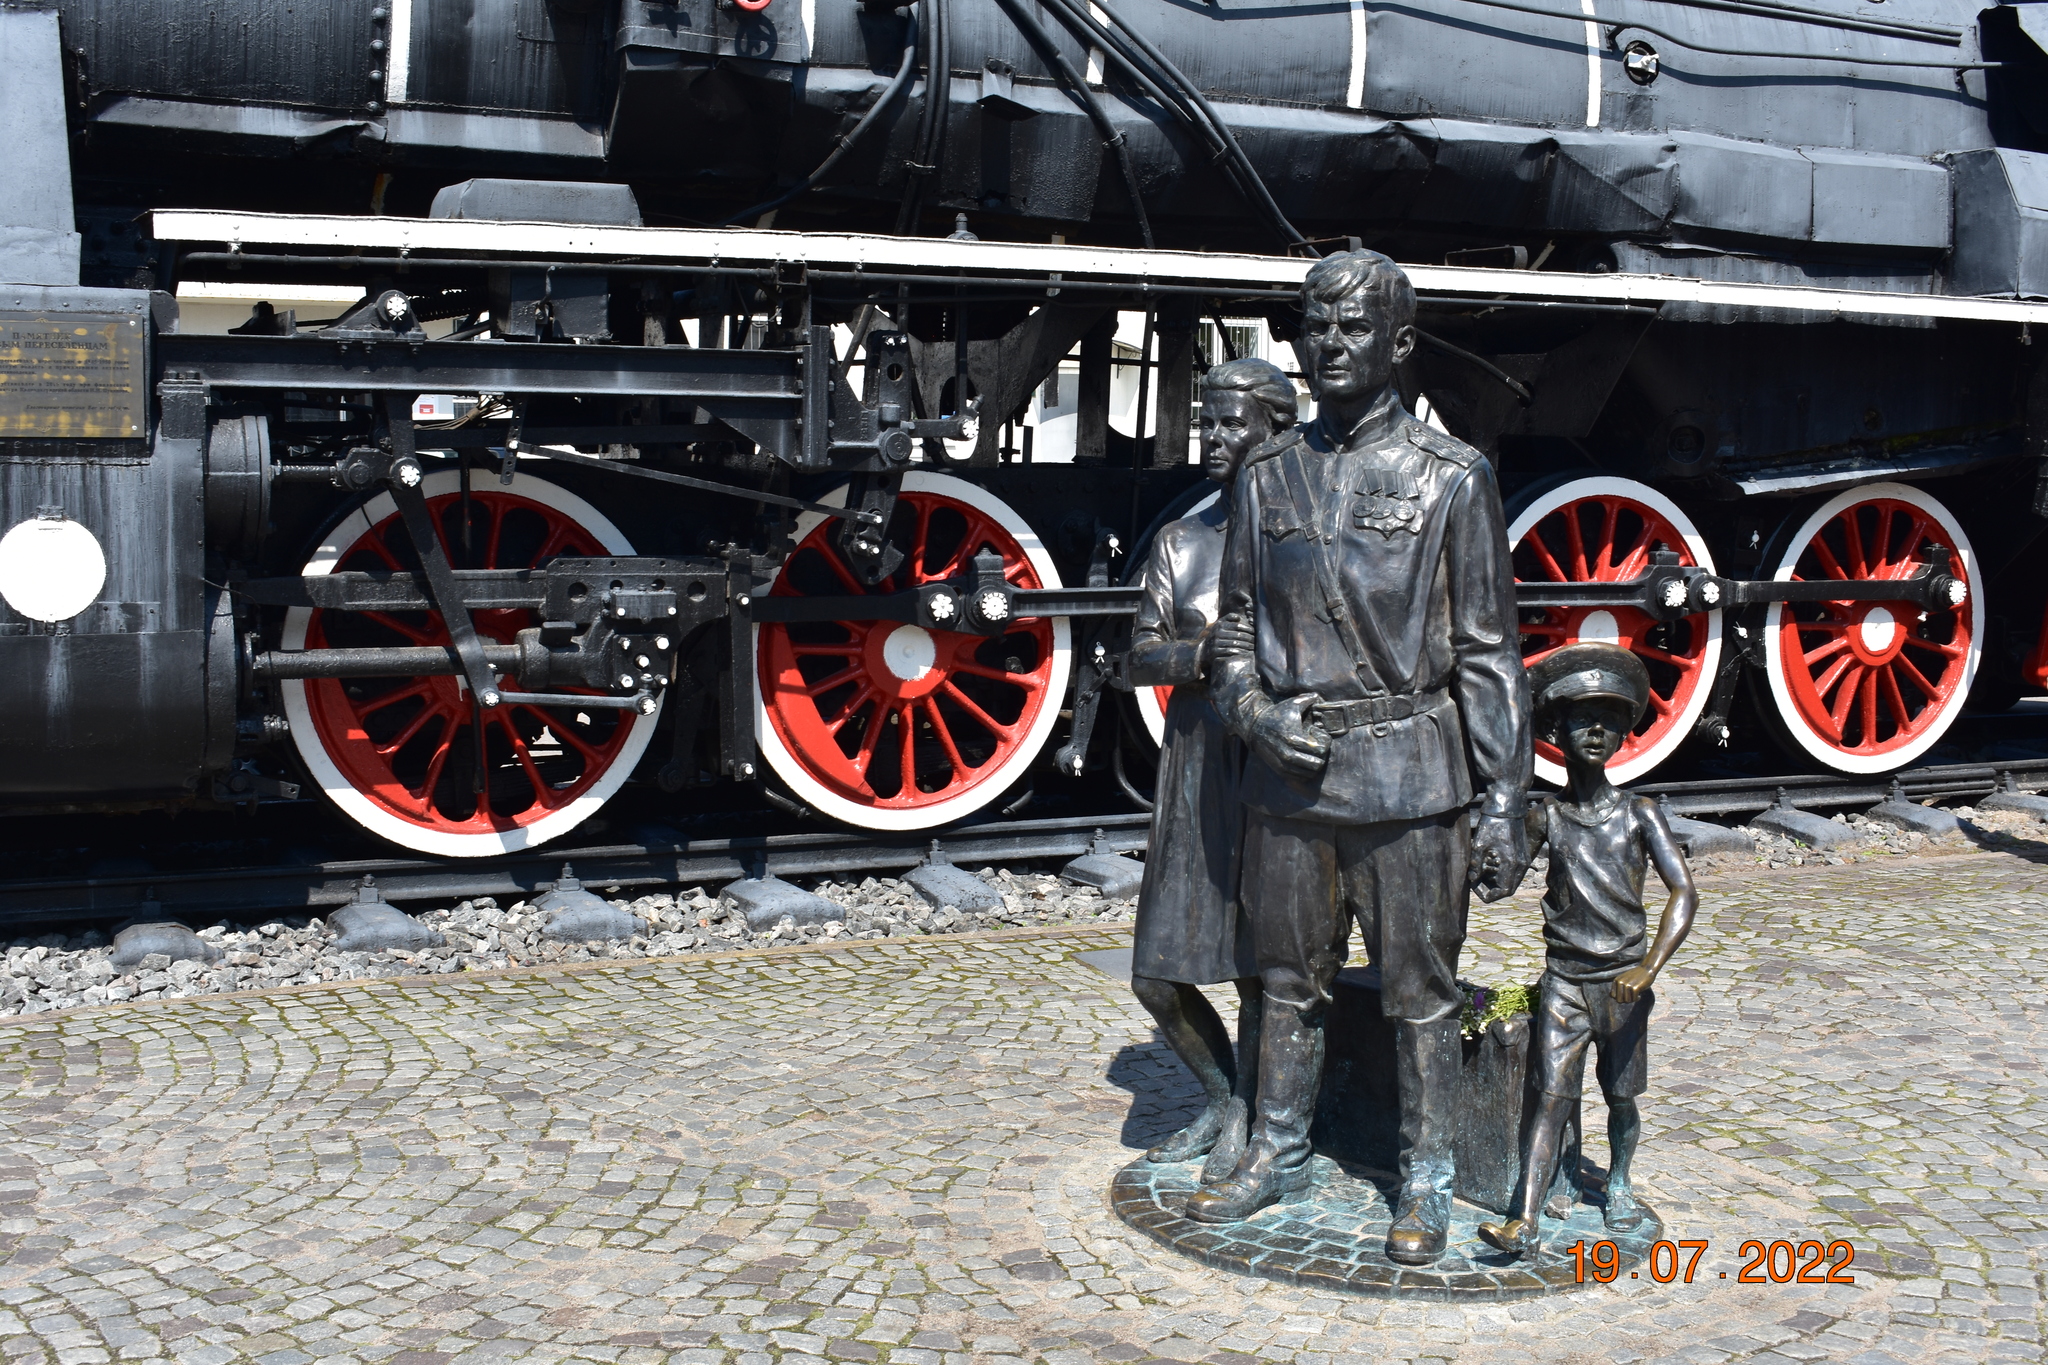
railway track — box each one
[0,809,1152,931]
[5,755,2047,933]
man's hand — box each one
[1610,965,1656,1003]
[1469,812,1529,902]
[1247,693,1329,779]
[1207,610,1256,667]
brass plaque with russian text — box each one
[0,313,148,439]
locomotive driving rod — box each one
[250,642,538,679]
[247,642,659,712]
[749,552,1965,630]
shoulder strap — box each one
[1274,441,1377,683]
[1407,422,1480,468]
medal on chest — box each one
[1351,455,1425,537]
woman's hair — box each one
[1201,356,1300,429]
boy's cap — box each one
[1529,642,1651,726]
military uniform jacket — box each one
[1213,400,1531,825]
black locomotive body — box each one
[3,0,2046,855]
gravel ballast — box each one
[4,801,2044,1018]
[0,868,1137,1017]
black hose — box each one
[1636,0,1963,45]
[1032,0,1197,128]
[1037,0,1311,251]
[895,0,950,234]
[719,11,921,228]
[1417,329,1533,404]
[987,0,1154,248]
[894,0,934,233]
[1111,734,1156,812]
[1086,0,1314,252]
[930,0,952,213]
[1031,0,1290,249]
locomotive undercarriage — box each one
[6,201,2042,857]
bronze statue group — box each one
[1125,250,1697,1267]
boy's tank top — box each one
[1540,794,1651,982]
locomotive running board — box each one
[151,209,2048,326]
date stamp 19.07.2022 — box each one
[1569,1238,1858,1286]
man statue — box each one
[1187,250,1532,1268]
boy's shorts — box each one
[1532,970,1651,1101]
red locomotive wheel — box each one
[1760,482,1980,773]
[280,471,660,857]
[755,472,1072,830]
[1507,476,1722,786]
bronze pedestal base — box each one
[1111,1154,1662,1300]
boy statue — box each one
[1478,642,1698,1257]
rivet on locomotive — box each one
[2,0,2044,855]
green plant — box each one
[1457,980,1537,1039]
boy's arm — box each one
[1612,798,1698,1003]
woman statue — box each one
[1127,356,1300,1179]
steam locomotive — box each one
[3,0,2045,855]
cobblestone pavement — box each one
[0,849,2043,1365]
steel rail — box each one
[1636,757,2048,818]
[0,811,1154,929]
[4,758,2047,929]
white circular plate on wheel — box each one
[280,469,662,857]
[1760,481,1981,774]
[1507,475,1722,787]
[755,471,1072,830]
[0,515,106,623]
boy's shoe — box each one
[1476,1217,1538,1257]
[1604,1179,1645,1232]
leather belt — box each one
[1310,688,1448,737]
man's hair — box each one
[1302,248,1416,331]
[1201,357,1300,429]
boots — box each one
[1198,985,1263,1186]
[1197,1097,1249,1186]
[1385,1017,1461,1265]
[1184,1002,1320,1223]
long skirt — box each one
[1131,687,1258,985]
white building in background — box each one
[1021,313,1314,464]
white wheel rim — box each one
[280,469,661,857]
[1508,476,1723,787]
[1761,481,1981,774]
[753,472,1073,830]
[1132,489,1222,748]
